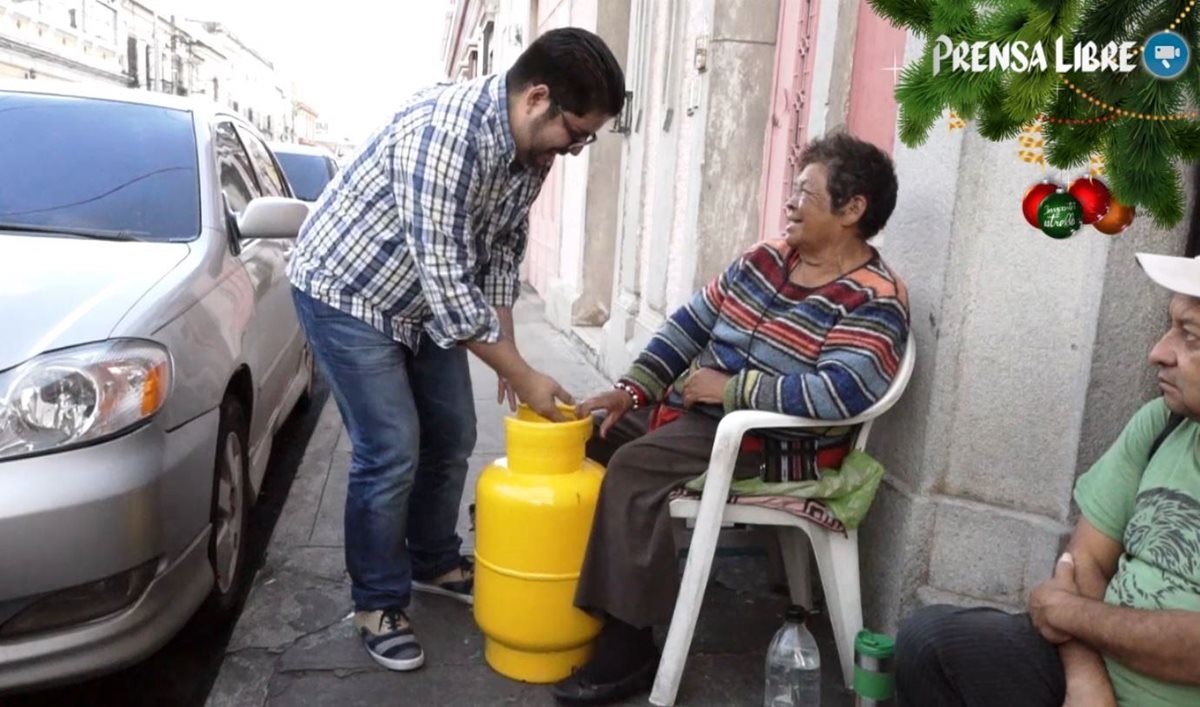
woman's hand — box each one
[682,368,733,407]
[575,389,634,438]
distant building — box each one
[443,0,495,81]
[180,20,293,141]
[0,1,324,143]
[0,0,129,83]
[293,99,319,145]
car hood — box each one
[0,234,191,371]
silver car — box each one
[270,142,341,203]
[0,81,314,691]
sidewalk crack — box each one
[279,612,352,654]
[305,447,339,542]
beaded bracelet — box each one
[613,381,643,410]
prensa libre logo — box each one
[932,36,1139,75]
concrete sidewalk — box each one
[205,291,853,707]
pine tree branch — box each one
[866,0,936,36]
[930,2,981,38]
[1077,0,1153,44]
[977,82,1028,140]
[1171,123,1200,161]
[1044,81,1105,168]
[895,51,947,146]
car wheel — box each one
[201,395,252,621]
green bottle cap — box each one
[854,630,895,659]
[854,630,897,699]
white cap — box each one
[1136,252,1200,298]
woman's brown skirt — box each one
[573,408,761,629]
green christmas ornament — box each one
[1038,192,1082,239]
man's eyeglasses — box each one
[552,100,597,155]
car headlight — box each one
[0,340,171,461]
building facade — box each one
[180,20,293,141]
[0,1,315,143]
[0,0,129,83]
[293,99,319,144]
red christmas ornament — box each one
[1022,181,1062,228]
[1068,176,1112,224]
[1093,200,1135,235]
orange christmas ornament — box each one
[1093,200,1135,235]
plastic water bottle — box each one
[763,605,821,706]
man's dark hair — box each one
[506,27,625,117]
[798,133,898,239]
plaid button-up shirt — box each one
[287,74,547,350]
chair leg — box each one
[765,531,786,589]
[650,503,730,705]
[776,527,813,610]
[806,528,863,690]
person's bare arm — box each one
[494,306,518,410]
[464,331,571,421]
[1033,520,1200,688]
[1056,520,1122,705]
[1048,587,1200,686]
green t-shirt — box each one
[1074,398,1200,707]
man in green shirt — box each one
[895,252,1200,707]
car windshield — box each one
[0,91,201,242]
[275,151,334,202]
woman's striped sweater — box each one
[620,239,909,467]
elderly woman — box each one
[551,133,910,705]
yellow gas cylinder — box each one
[473,403,605,683]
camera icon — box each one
[1143,31,1190,79]
[1155,45,1182,68]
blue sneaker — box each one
[354,607,424,671]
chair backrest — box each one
[849,333,916,452]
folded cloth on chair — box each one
[679,450,886,531]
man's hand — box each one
[682,368,732,407]
[1030,553,1080,645]
[509,368,573,421]
[576,390,634,438]
[497,378,518,411]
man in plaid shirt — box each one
[287,28,625,672]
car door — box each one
[213,121,295,457]
[236,127,309,437]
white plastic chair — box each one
[650,336,916,706]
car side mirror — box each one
[237,197,311,240]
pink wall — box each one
[846,0,907,154]
[759,0,822,241]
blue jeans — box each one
[292,288,476,610]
